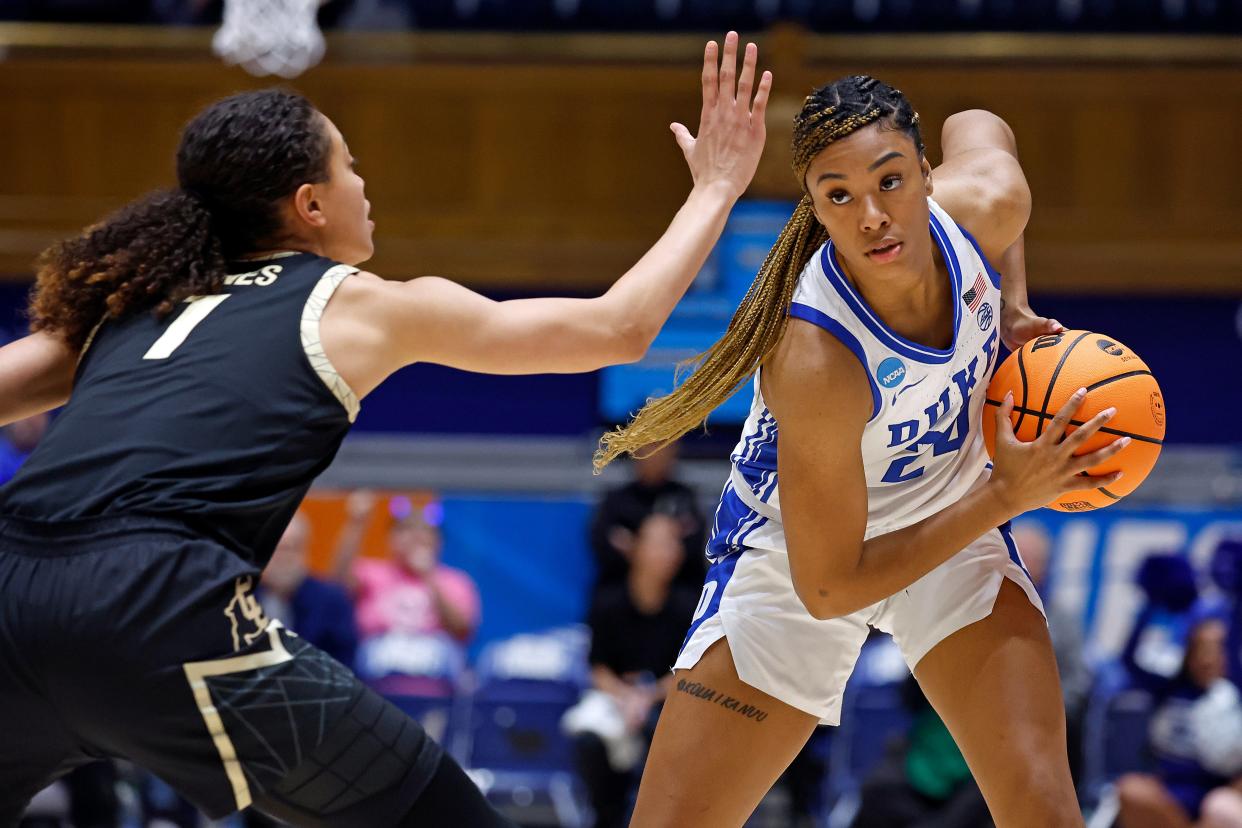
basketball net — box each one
[213,0,326,79]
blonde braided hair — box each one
[594,76,922,471]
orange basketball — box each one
[981,330,1165,512]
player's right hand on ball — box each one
[672,31,772,201]
[988,387,1130,516]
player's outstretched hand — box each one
[671,31,772,202]
[988,387,1130,516]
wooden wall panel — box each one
[0,25,1239,295]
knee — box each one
[1116,773,1168,812]
[1200,787,1242,828]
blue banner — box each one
[1017,507,1242,661]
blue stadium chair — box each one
[825,637,913,828]
[357,632,468,752]
[461,628,591,827]
[679,0,768,30]
[1081,661,1156,809]
[575,0,672,30]
[407,0,474,28]
[779,0,866,31]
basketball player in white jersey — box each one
[596,76,1130,827]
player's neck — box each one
[842,235,953,348]
[237,246,308,261]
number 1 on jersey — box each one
[143,295,231,360]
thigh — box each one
[678,546,873,725]
[92,622,443,826]
[0,556,89,826]
[630,638,819,828]
[0,694,79,827]
[50,545,444,826]
[913,579,1081,828]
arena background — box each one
[1,2,1240,826]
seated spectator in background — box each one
[851,676,992,828]
[1211,538,1242,687]
[332,491,480,694]
[1117,554,1242,828]
[258,512,359,669]
[0,413,48,485]
[589,440,706,595]
[1010,521,1092,785]
[568,514,699,828]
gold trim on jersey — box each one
[301,265,361,422]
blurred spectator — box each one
[589,440,706,595]
[0,413,48,485]
[1117,557,1242,828]
[850,676,992,828]
[1211,538,1242,687]
[331,492,479,693]
[566,513,699,828]
[258,511,359,669]
[1010,522,1091,784]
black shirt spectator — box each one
[589,440,706,593]
[574,514,699,828]
[588,582,698,681]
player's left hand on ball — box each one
[989,387,1129,516]
[672,31,772,201]
[1000,301,1063,352]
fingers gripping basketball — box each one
[982,330,1165,511]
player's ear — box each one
[921,157,933,196]
[292,182,326,228]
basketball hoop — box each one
[213,0,326,79]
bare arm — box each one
[320,34,772,398]
[765,320,1128,620]
[328,490,376,594]
[0,332,76,427]
[931,109,1062,349]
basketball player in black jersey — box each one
[0,34,771,826]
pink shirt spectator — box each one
[353,558,481,640]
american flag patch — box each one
[961,271,987,313]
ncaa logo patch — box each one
[977,302,993,331]
[876,356,906,389]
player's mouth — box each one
[865,239,902,263]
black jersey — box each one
[0,252,360,566]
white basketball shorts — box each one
[674,522,1045,725]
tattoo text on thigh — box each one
[676,678,769,722]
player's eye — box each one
[828,190,851,205]
[880,175,902,191]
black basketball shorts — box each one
[0,515,442,827]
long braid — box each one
[594,75,921,471]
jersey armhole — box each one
[956,224,1003,290]
[788,302,880,421]
[301,265,362,422]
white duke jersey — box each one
[707,197,1003,561]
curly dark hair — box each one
[29,88,332,351]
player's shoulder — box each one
[930,151,1030,259]
[763,313,874,426]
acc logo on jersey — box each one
[876,356,907,389]
[977,302,994,331]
